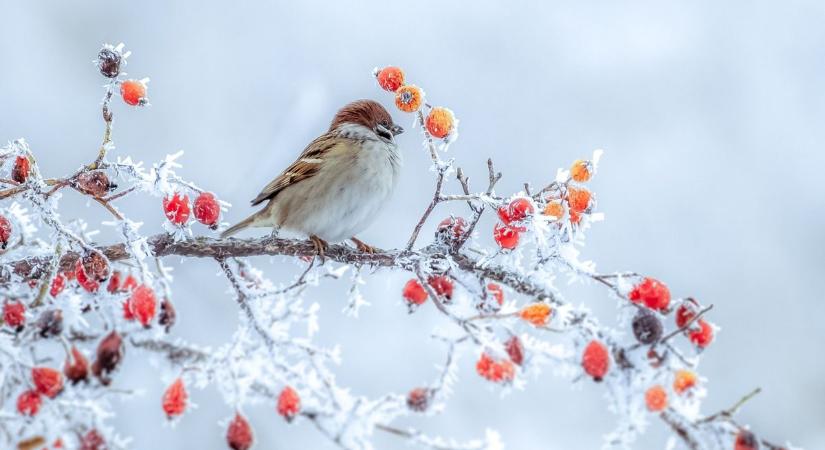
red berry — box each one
[121,274,138,291]
[129,284,157,327]
[75,171,115,197]
[402,279,428,307]
[122,299,135,321]
[194,192,221,228]
[0,215,11,249]
[3,301,25,330]
[493,223,520,249]
[645,385,668,412]
[16,389,41,416]
[50,273,66,297]
[629,277,671,311]
[507,198,535,224]
[673,369,698,394]
[64,346,90,384]
[406,387,432,412]
[427,275,454,300]
[92,331,124,386]
[80,429,106,450]
[675,298,700,328]
[75,259,100,293]
[437,216,467,240]
[226,412,254,450]
[162,377,188,418]
[487,283,504,306]
[734,429,759,450]
[120,79,147,106]
[505,336,524,366]
[12,155,30,183]
[475,352,516,383]
[375,66,405,92]
[107,271,121,294]
[163,193,191,225]
[32,367,64,398]
[582,340,610,382]
[277,386,301,421]
[566,186,592,213]
[687,319,714,348]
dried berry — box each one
[16,389,41,416]
[687,319,714,349]
[92,331,124,386]
[162,377,188,418]
[75,171,116,197]
[64,346,90,384]
[566,186,592,213]
[12,155,31,184]
[406,387,432,412]
[673,369,697,395]
[570,159,593,183]
[80,429,106,450]
[543,200,565,220]
[129,284,157,327]
[425,106,456,139]
[632,310,663,344]
[734,430,759,450]
[277,386,301,421]
[675,298,700,328]
[394,85,424,113]
[81,251,110,283]
[505,336,524,366]
[493,223,520,249]
[159,298,176,333]
[402,279,428,307]
[97,47,121,78]
[32,367,64,398]
[629,277,671,312]
[3,301,25,330]
[375,66,405,92]
[582,340,610,382]
[226,412,254,450]
[519,303,552,327]
[36,309,63,338]
[50,273,66,297]
[106,271,121,294]
[436,216,467,241]
[427,275,454,300]
[120,79,147,106]
[194,192,221,229]
[645,385,668,412]
[0,215,12,249]
[75,259,100,293]
[163,192,191,226]
[476,352,515,383]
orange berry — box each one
[569,209,582,225]
[673,369,697,395]
[395,85,424,113]
[375,66,405,92]
[120,79,147,106]
[543,200,565,220]
[519,303,552,327]
[425,107,456,139]
[644,385,668,412]
[570,159,592,183]
[475,352,515,383]
[566,186,592,213]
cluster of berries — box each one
[375,66,458,141]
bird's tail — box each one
[220,213,259,239]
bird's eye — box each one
[381,120,389,127]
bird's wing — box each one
[250,134,340,206]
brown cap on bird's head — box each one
[330,100,404,140]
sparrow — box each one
[221,99,404,255]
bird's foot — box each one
[309,235,329,260]
[351,237,379,254]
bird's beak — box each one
[391,124,404,136]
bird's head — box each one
[330,99,404,144]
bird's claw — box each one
[309,235,329,261]
[351,237,379,254]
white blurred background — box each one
[1,1,824,449]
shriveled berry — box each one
[92,331,124,386]
[64,346,90,384]
[436,216,467,241]
[493,223,520,250]
[425,106,456,139]
[277,386,301,421]
[81,251,110,283]
[543,200,565,220]
[675,298,700,328]
[129,284,157,327]
[395,85,424,113]
[688,319,714,349]
[505,336,524,366]
[17,389,42,416]
[629,277,671,312]
[97,47,121,78]
[194,192,221,229]
[427,275,454,300]
[32,367,63,398]
[582,340,610,382]
[570,159,593,183]
[120,79,147,106]
[476,352,515,383]
[402,279,428,307]
[519,303,552,327]
[375,66,405,92]
[566,186,592,213]
[227,412,254,450]
[673,369,697,395]
[75,260,100,293]
[163,192,191,225]
[80,429,106,450]
[36,309,63,338]
[406,387,432,412]
[75,171,116,197]
[645,385,668,412]
[734,430,759,450]
[50,273,67,297]
[159,298,176,333]
[3,301,25,330]
[632,310,663,344]
[0,215,11,249]
[162,377,188,418]
[12,156,31,183]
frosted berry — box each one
[50,273,67,297]
[36,309,63,338]
[130,284,157,327]
[75,259,100,293]
[107,271,121,294]
[675,298,700,328]
[0,215,11,249]
[582,340,610,382]
[629,277,671,312]
[17,389,41,416]
[32,367,63,398]
[163,192,191,225]
[632,310,663,344]
[427,275,454,300]
[64,346,90,384]
[569,209,582,225]
[97,47,121,78]
[734,430,759,450]
[505,336,524,366]
[227,412,254,450]
[543,200,565,220]
[194,192,221,229]
[159,298,176,333]
[12,155,30,184]
[402,279,428,307]
[493,223,520,249]
[120,79,147,106]
[162,377,188,418]
[425,106,456,139]
[395,85,424,113]
[570,159,592,183]
[566,186,592,213]
[673,369,697,395]
[92,331,124,386]
[476,352,515,383]
[507,198,535,224]
[75,171,116,197]
[487,283,504,306]
[436,216,467,241]
[81,251,110,283]
[645,385,668,412]
[121,274,138,291]
[80,430,106,450]
[3,301,25,330]
[375,66,405,92]
[277,386,301,421]
[406,387,432,412]
[687,319,714,349]
[519,303,552,327]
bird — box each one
[221,99,404,256]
